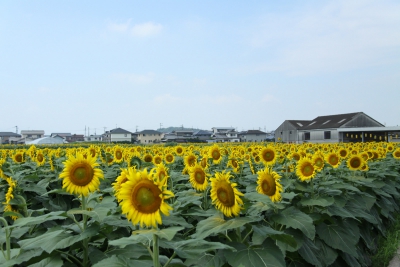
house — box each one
[0,132,21,144]
[70,134,85,142]
[84,134,103,142]
[211,127,240,142]
[193,130,212,141]
[275,112,391,143]
[239,130,267,142]
[137,130,162,144]
[20,130,45,142]
[102,128,133,143]
[50,133,72,142]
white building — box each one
[102,128,132,143]
[84,135,103,142]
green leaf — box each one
[28,254,63,267]
[298,237,322,267]
[133,226,184,241]
[170,239,235,259]
[314,239,338,266]
[225,240,285,267]
[162,214,193,228]
[252,225,285,246]
[192,213,258,239]
[324,205,358,221]
[184,250,226,267]
[109,235,152,248]
[316,220,359,257]
[3,211,24,219]
[92,255,153,267]
[9,211,66,228]
[271,206,315,239]
[0,248,43,267]
[299,196,335,207]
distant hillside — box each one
[157,127,205,133]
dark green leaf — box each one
[271,206,315,239]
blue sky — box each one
[1,1,399,135]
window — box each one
[324,131,331,139]
[304,132,310,140]
[289,131,292,134]
[124,134,127,137]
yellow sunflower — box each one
[112,168,131,201]
[189,163,209,191]
[210,171,243,217]
[12,152,24,163]
[59,153,104,196]
[347,154,365,171]
[209,144,223,164]
[227,157,241,173]
[113,146,125,163]
[338,148,349,159]
[119,168,174,228]
[325,152,341,168]
[259,147,277,165]
[143,153,153,163]
[296,158,316,181]
[184,153,197,168]
[164,153,175,164]
[393,148,400,160]
[175,145,185,156]
[256,168,283,202]
[153,155,163,165]
[35,150,46,166]
[152,163,170,181]
[312,153,325,171]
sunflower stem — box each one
[242,229,253,242]
[81,195,89,267]
[153,234,160,267]
[0,217,11,261]
[163,252,176,267]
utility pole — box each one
[88,127,90,136]
[15,126,18,134]
[136,126,138,132]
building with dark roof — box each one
[238,130,268,142]
[0,132,21,144]
[102,128,133,143]
[275,112,389,143]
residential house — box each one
[275,112,391,143]
[50,133,72,142]
[239,130,267,142]
[20,130,45,142]
[70,134,85,142]
[210,127,240,142]
[102,128,133,143]
[84,134,103,142]
[0,132,21,144]
[137,130,162,144]
[193,130,212,141]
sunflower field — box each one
[1,141,400,267]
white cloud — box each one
[131,22,163,37]
[247,0,400,75]
[113,72,155,84]
[107,20,163,37]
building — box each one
[84,134,103,142]
[193,130,212,141]
[20,130,45,143]
[211,127,240,142]
[50,133,72,142]
[0,132,21,144]
[239,130,267,142]
[26,136,66,145]
[137,130,162,144]
[275,112,393,143]
[70,134,85,142]
[102,128,133,143]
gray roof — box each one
[287,120,313,129]
[0,132,21,137]
[193,130,212,136]
[246,130,266,134]
[109,128,132,134]
[301,112,361,130]
[51,133,72,137]
[138,129,161,134]
[26,136,66,144]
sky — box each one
[1,0,399,135]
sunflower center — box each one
[395,151,400,157]
[340,150,347,157]
[315,158,323,167]
[144,155,152,162]
[350,158,361,168]
[302,164,314,176]
[177,148,183,154]
[262,150,274,162]
[212,151,221,160]
[37,154,44,162]
[115,151,122,160]
[15,154,22,162]
[200,158,207,168]
[188,158,195,166]
[155,157,162,164]
[131,180,162,214]
[90,149,96,157]
[231,160,238,168]
[329,156,338,165]
[216,181,235,207]
[293,154,300,161]
[166,155,173,162]
[195,170,205,184]
[261,174,276,196]
[71,164,94,186]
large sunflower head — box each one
[347,155,365,171]
[312,153,325,171]
[35,150,46,166]
[113,146,125,163]
[118,168,174,228]
[184,153,197,167]
[209,144,223,164]
[59,153,104,196]
[210,171,244,217]
[393,148,400,160]
[325,152,341,168]
[259,147,277,165]
[12,152,24,164]
[296,158,316,181]
[164,153,175,164]
[175,145,185,156]
[256,168,283,202]
[189,163,210,191]
[152,155,163,165]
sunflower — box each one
[210,171,243,217]
[119,168,174,228]
[200,157,208,168]
[227,157,241,173]
[325,152,341,168]
[296,158,316,181]
[189,163,209,191]
[312,153,325,171]
[393,148,400,160]
[347,155,364,171]
[59,153,104,196]
[338,148,349,159]
[4,177,16,203]
[290,152,301,161]
[153,155,163,165]
[152,163,169,181]
[256,168,283,202]
[175,145,185,156]
[184,153,197,168]
[35,150,46,166]
[88,145,98,157]
[259,147,277,165]
[143,153,153,163]
[164,153,175,164]
[113,146,125,163]
[12,152,24,163]
[209,144,223,164]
